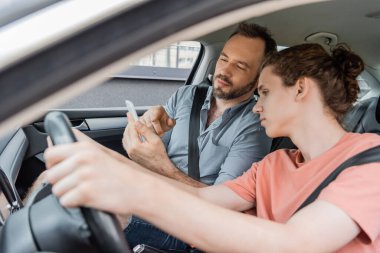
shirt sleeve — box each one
[318,162,380,242]
[162,86,188,147]
[214,126,271,184]
[223,162,260,203]
[163,87,179,119]
[163,85,195,118]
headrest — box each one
[343,95,380,134]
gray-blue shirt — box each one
[163,85,271,185]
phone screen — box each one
[125,100,139,121]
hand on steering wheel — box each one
[44,111,131,253]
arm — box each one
[75,126,205,193]
[138,189,359,253]
[124,113,207,187]
[44,143,360,253]
[44,141,251,211]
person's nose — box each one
[219,62,233,77]
[253,99,263,114]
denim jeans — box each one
[124,216,191,251]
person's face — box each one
[253,66,297,138]
[212,35,265,100]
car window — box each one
[114,41,201,80]
[60,41,202,109]
[133,41,201,69]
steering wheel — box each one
[0,112,131,253]
[42,111,132,253]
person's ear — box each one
[294,76,309,101]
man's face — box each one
[213,35,265,100]
[253,66,298,138]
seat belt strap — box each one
[188,85,208,180]
[295,144,380,213]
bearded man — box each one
[121,22,277,251]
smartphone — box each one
[125,100,139,121]
[125,100,145,141]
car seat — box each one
[343,95,380,134]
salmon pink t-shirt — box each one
[224,132,380,252]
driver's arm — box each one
[44,142,361,253]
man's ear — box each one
[294,76,309,101]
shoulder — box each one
[167,85,211,112]
[343,132,380,141]
[167,85,198,107]
[263,148,298,161]
[172,85,195,98]
[175,84,211,98]
[317,135,380,242]
[254,149,298,170]
[338,132,380,155]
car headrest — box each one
[343,96,380,134]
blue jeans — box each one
[124,216,191,251]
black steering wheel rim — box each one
[44,111,131,253]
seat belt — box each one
[295,144,380,213]
[188,85,209,180]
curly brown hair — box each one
[262,43,364,123]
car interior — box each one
[0,0,379,252]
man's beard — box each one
[212,74,256,100]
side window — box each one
[61,41,201,108]
[115,41,201,83]
[133,41,201,69]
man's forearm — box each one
[129,156,204,196]
[152,157,207,188]
[170,168,207,188]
